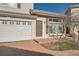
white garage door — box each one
[0,17,33,42]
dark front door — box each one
[36,20,42,37]
[66,27,70,34]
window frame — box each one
[16,21,20,25]
[28,21,32,25]
[2,20,7,24]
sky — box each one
[34,3,79,14]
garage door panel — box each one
[0,30,32,36]
[0,36,32,42]
[0,26,32,34]
[0,19,33,42]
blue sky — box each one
[34,3,78,14]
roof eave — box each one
[30,9,65,18]
[0,10,37,19]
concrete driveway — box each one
[0,40,54,56]
[0,40,79,56]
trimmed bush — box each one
[42,40,79,51]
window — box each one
[49,18,61,22]
[53,19,59,22]
[22,22,26,25]
[10,21,14,24]
[49,18,53,21]
[53,18,62,22]
[2,21,7,24]
[48,23,63,35]
[28,21,31,25]
[58,24,63,33]
[46,25,48,34]
[2,21,4,24]
[16,21,20,25]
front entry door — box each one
[36,20,42,37]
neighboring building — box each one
[0,3,79,42]
[65,5,79,37]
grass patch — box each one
[42,40,79,51]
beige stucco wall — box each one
[71,8,79,13]
[0,3,33,14]
[20,3,33,14]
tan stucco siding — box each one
[0,3,33,14]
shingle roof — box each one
[30,9,66,18]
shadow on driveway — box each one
[0,46,53,56]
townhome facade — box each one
[30,9,65,38]
[65,5,79,38]
[0,3,79,42]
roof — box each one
[65,5,79,14]
[30,9,66,18]
[0,10,36,20]
[0,6,36,19]
[69,5,79,8]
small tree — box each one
[72,13,79,43]
[73,25,79,43]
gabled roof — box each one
[65,4,79,14]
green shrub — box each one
[43,40,79,51]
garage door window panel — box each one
[22,22,26,25]
[10,21,14,25]
[16,21,20,25]
[2,21,7,24]
[28,21,32,25]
